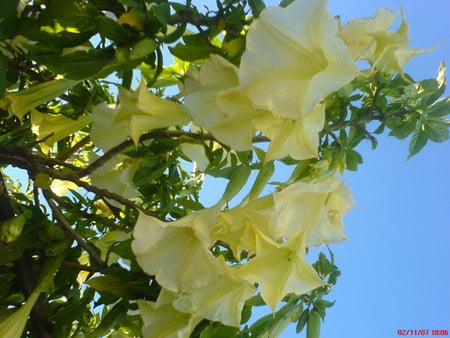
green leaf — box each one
[95,15,131,43]
[279,0,297,7]
[17,16,95,47]
[0,0,18,20]
[423,117,450,142]
[199,323,239,338]
[240,305,252,325]
[249,0,266,17]
[346,126,366,148]
[88,301,128,338]
[34,49,115,80]
[169,44,217,61]
[248,301,299,337]
[0,0,18,40]
[408,125,428,159]
[427,97,450,118]
[129,37,158,61]
[345,149,363,171]
[221,165,252,203]
[38,0,99,31]
[245,161,274,201]
[86,275,130,296]
[388,118,418,140]
[152,3,170,27]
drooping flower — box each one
[138,290,202,338]
[173,273,256,327]
[339,8,430,74]
[91,84,189,150]
[90,102,129,151]
[0,79,79,120]
[132,209,223,292]
[184,55,263,151]
[236,230,325,310]
[31,110,91,154]
[239,0,359,120]
[253,104,325,161]
[271,176,354,246]
[0,287,42,338]
[89,154,142,200]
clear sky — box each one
[197,0,450,337]
[257,1,450,337]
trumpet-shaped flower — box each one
[271,176,353,246]
[91,84,189,150]
[184,55,262,151]
[239,0,359,120]
[0,287,41,338]
[138,297,201,338]
[254,104,325,161]
[89,154,142,200]
[173,273,256,327]
[132,209,223,292]
[31,110,91,154]
[90,103,130,151]
[212,195,275,258]
[236,231,324,310]
[339,8,429,74]
[0,79,78,120]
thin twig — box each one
[43,191,106,267]
[58,136,91,162]
[78,130,270,177]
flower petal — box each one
[132,210,223,292]
[239,0,359,119]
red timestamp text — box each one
[397,329,449,336]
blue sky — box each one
[261,1,450,337]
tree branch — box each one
[43,191,106,267]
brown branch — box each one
[43,191,106,267]
[58,136,91,162]
[78,130,270,177]
[51,193,129,231]
[0,145,152,214]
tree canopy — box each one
[0,0,449,337]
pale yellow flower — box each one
[339,8,429,74]
[90,103,129,151]
[132,209,223,292]
[31,110,91,154]
[184,55,261,151]
[138,294,201,338]
[0,79,78,120]
[173,273,256,327]
[89,154,142,199]
[236,230,325,310]
[212,195,274,258]
[254,104,325,161]
[0,287,41,338]
[239,0,359,119]
[271,176,353,246]
[91,84,189,150]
